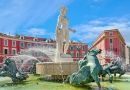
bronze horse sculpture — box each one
[0,57,28,82]
[101,60,126,80]
[66,49,102,88]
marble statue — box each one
[55,6,76,56]
[66,49,102,88]
[0,57,28,82]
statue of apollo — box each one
[55,6,76,56]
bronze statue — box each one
[66,49,102,88]
[0,57,28,82]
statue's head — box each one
[88,49,102,56]
[60,5,67,15]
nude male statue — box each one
[55,6,76,55]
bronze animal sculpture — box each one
[28,60,38,76]
[66,49,102,88]
[0,57,29,82]
[101,60,126,81]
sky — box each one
[0,0,130,47]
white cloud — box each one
[89,20,104,25]
[70,17,130,46]
[27,28,46,36]
[26,28,55,39]
[0,0,73,34]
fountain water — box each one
[101,50,127,70]
[8,46,56,71]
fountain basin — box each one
[36,62,78,76]
[0,74,130,90]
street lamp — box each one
[77,44,81,60]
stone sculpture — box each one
[0,57,28,82]
[66,49,102,88]
[55,6,76,57]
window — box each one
[12,41,16,46]
[34,52,38,56]
[27,43,32,48]
[4,48,8,54]
[40,44,44,48]
[70,52,74,57]
[21,60,23,63]
[76,52,79,57]
[40,52,44,56]
[12,49,16,55]
[70,46,74,50]
[76,45,81,50]
[109,32,113,35]
[82,52,85,57]
[20,36,24,39]
[34,38,38,41]
[82,46,85,50]
[34,44,38,48]
[20,42,24,47]
[20,50,24,55]
[53,46,56,48]
[110,44,113,51]
[109,39,113,43]
[120,47,122,51]
[4,39,8,46]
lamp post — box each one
[77,44,81,60]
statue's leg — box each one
[91,74,101,88]
[56,43,60,58]
[106,70,113,83]
[102,76,105,81]
[114,73,116,77]
[60,39,63,54]
[64,34,69,54]
[119,74,122,78]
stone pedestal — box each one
[55,54,73,62]
[36,62,78,75]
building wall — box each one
[0,33,88,67]
[125,46,130,64]
[90,29,126,65]
[67,43,88,61]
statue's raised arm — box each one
[69,28,76,33]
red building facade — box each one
[66,41,88,61]
[90,29,126,65]
[0,33,88,67]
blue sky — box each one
[0,0,130,46]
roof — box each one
[89,29,126,49]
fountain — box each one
[0,5,130,90]
[36,5,78,80]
